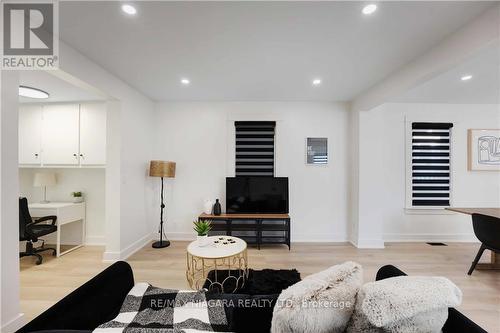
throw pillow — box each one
[271,261,363,333]
[346,276,462,333]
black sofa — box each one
[17,261,487,333]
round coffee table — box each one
[186,236,249,292]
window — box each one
[410,122,453,207]
[235,121,275,176]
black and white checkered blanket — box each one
[94,283,229,333]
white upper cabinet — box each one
[42,104,81,165]
[80,103,106,165]
[19,105,43,165]
[19,103,106,167]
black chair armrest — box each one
[17,261,134,333]
[33,215,57,226]
[375,264,407,281]
[443,308,487,333]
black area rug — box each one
[203,269,301,294]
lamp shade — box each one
[149,160,176,178]
[33,172,57,187]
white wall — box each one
[154,102,350,242]
[19,168,106,244]
[354,109,386,247]
[1,71,24,332]
[360,103,500,242]
[118,99,156,257]
[57,42,157,260]
[348,109,360,244]
[156,101,500,244]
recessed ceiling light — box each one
[312,79,322,86]
[19,86,49,99]
[461,75,473,81]
[181,78,190,85]
[121,4,137,15]
[362,4,377,15]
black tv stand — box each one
[198,213,291,250]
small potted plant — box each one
[71,191,84,203]
[193,220,212,246]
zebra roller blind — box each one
[411,122,453,207]
[235,121,275,176]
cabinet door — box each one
[42,104,80,165]
[19,105,42,165]
[80,103,106,165]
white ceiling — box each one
[59,1,493,102]
[19,71,105,103]
[394,43,500,104]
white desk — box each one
[29,202,86,257]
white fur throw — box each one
[271,261,363,333]
[346,276,462,333]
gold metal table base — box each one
[186,249,249,293]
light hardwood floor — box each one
[20,242,500,332]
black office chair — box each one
[19,197,57,265]
[468,213,500,275]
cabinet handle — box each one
[73,154,78,158]
[79,154,84,158]
[34,153,39,158]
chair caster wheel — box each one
[35,254,43,265]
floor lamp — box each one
[149,160,176,248]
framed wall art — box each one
[306,137,328,165]
[468,129,500,171]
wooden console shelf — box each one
[198,213,291,249]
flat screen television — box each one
[226,177,289,214]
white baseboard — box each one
[292,233,348,242]
[1,313,25,333]
[102,251,121,262]
[383,233,479,243]
[351,238,385,249]
[120,233,155,260]
[102,233,155,262]
[85,235,105,245]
